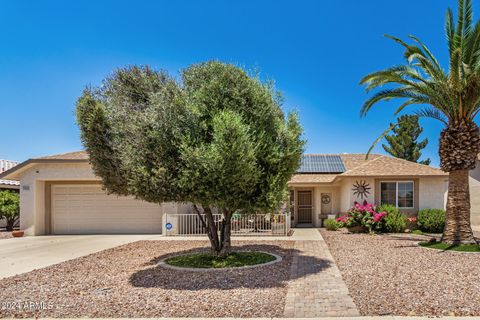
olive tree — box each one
[77,61,304,255]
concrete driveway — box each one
[0,234,163,279]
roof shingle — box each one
[37,151,89,160]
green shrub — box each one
[417,209,445,233]
[379,204,406,233]
[0,191,19,231]
[324,218,340,231]
[411,229,423,235]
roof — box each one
[0,159,20,188]
[341,155,446,177]
[37,151,89,160]
[0,151,89,181]
[289,174,337,184]
[0,179,19,187]
[289,153,447,185]
[0,150,448,184]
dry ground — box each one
[320,229,480,316]
[0,231,12,240]
[0,240,294,318]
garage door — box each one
[51,184,163,234]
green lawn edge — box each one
[164,251,277,268]
[419,241,480,252]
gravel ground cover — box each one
[0,240,293,318]
[320,229,480,316]
[0,230,12,240]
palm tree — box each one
[360,0,480,244]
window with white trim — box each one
[380,181,414,208]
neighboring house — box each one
[0,159,19,192]
[288,154,448,227]
[470,155,480,230]
[0,151,448,236]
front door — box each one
[297,190,313,224]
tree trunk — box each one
[439,121,480,245]
[219,210,232,256]
[441,169,477,244]
[192,204,233,256]
[203,207,222,255]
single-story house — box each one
[0,159,20,192]
[469,155,480,230]
[0,151,449,235]
[288,154,448,227]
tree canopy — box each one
[382,115,431,165]
[77,61,304,254]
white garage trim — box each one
[46,182,163,235]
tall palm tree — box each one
[360,0,480,244]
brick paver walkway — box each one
[283,231,359,317]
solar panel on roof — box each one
[297,155,346,173]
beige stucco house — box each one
[288,154,448,227]
[0,151,449,235]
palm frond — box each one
[446,8,456,56]
[414,107,449,125]
[464,0,473,36]
[366,123,397,159]
[407,35,444,77]
[360,88,430,117]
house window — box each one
[380,181,414,209]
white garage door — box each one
[51,184,163,234]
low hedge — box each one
[378,204,406,233]
[417,208,445,233]
[324,218,340,231]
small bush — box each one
[338,201,386,233]
[324,218,340,231]
[417,209,445,233]
[411,229,423,235]
[378,204,406,233]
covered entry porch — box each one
[289,186,341,227]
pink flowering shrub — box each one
[336,201,387,233]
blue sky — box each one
[0,0,463,166]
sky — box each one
[0,0,466,166]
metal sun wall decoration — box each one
[321,194,331,205]
[352,180,371,199]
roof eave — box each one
[0,158,89,181]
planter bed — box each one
[320,229,480,316]
[0,240,293,318]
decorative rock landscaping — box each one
[0,240,294,318]
[321,229,480,316]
